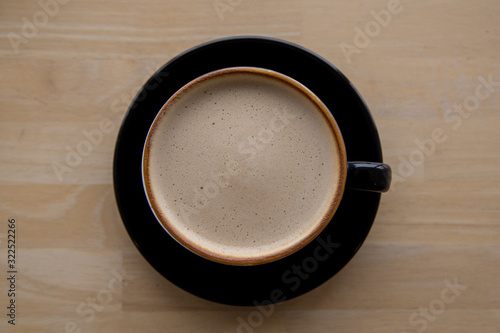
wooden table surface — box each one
[1,0,499,332]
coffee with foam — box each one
[143,67,346,265]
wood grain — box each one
[0,0,499,332]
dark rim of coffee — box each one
[142,67,348,265]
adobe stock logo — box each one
[178,106,296,222]
[51,64,167,183]
[47,268,135,333]
[339,0,406,63]
[8,0,72,54]
[391,73,499,189]
[235,235,340,333]
[213,0,243,21]
[401,277,467,333]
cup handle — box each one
[346,162,392,193]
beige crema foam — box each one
[144,69,342,261]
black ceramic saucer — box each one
[113,36,383,306]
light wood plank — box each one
[0,0,499,331]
